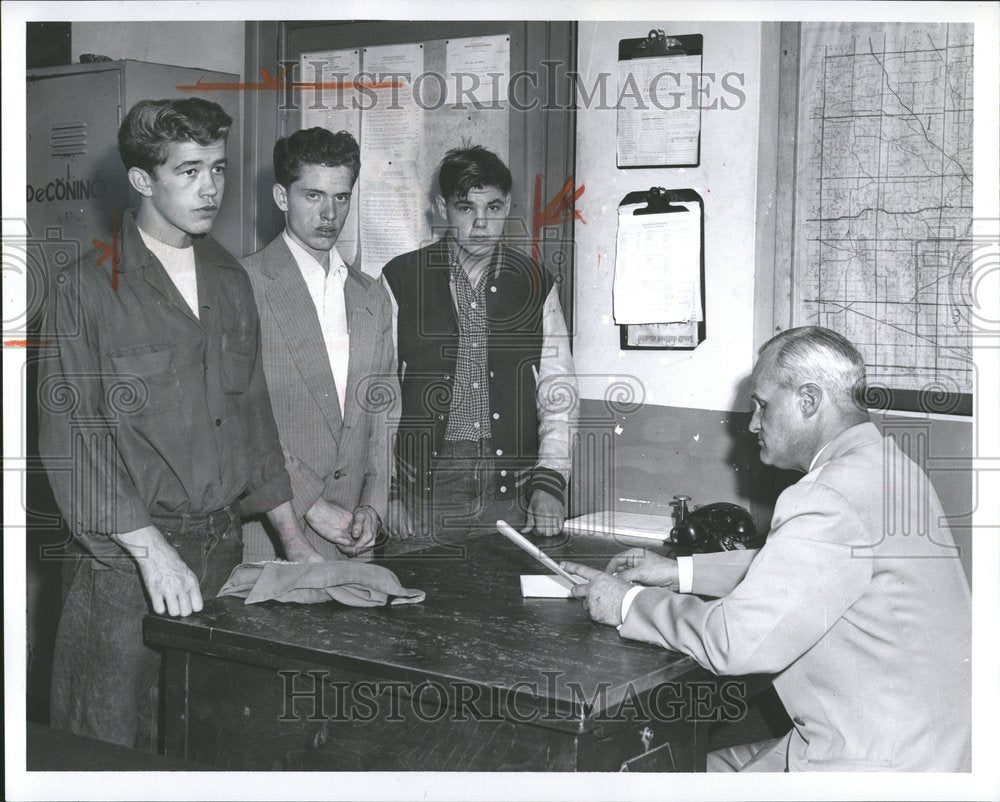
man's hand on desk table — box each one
[113,526,204,617]
[559,561,634,627]
[522,489,565,537]
[606,549,679,591]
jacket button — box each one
[793,716,805,726]
[500,470,507,477]
[499,485,507,493]
[333,469,345,479]
[215,418,222,427]
[492,412,500,420]
[495,449,503,456]
[437,414,444,420]
[431,450,438,457]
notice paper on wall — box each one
[445,34,510,106]
[613,201,702,325]
[299,48,362,139]
[360,43,424,162]
[359,43,425,274]
[358,161,423,276]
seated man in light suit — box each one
[564,326,971,772]
[240,128,397,561]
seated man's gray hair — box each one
[760,326,867,409]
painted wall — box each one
[574,21,762,413]
[71,21,245,79]
[570,21,773,527]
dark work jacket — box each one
[382,238,555,501]
[38,209,291,558]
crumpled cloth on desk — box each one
[217,560,426,606]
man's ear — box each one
[503,192,512,216]
[272,183,289,213]
[127,166,155,197]
[798,383,822,418]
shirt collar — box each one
[446,236,503,287]
[283,230,345,278]
[808,440,833,473]
[137,226,194,257]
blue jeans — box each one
[386,439,528,556]
[49,507,243,750]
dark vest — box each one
[382,239,555,500]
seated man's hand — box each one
[559,561,633,626]
[605,549,679,590]
[385,498,414,541]
[305,497,355,550]
[522,489,564,537]
[348,506,380,555]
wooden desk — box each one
[145,533,731,771]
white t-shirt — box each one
[138,228,199,318]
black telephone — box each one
[668,495,763,556]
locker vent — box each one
[51,123,87,157]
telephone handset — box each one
[668,495,763,556]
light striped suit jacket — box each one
[239,235,398,561]
[622,423,971,771]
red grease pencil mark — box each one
[4,340,53,347]
[176,67,402,93]
[92,210,120,291]
[530,176,586,268]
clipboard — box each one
[616,187,706,350]
[617,31,703,168]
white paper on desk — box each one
[613,202,702,324]
[446,35,510,106]
[520,574,574,598]
[617,54,701,166]
[300,49,363,266]
[565,510,673,541]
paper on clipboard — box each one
[613,201,702,325]
[617,53,701,167]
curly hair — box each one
[273,127,360,187]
